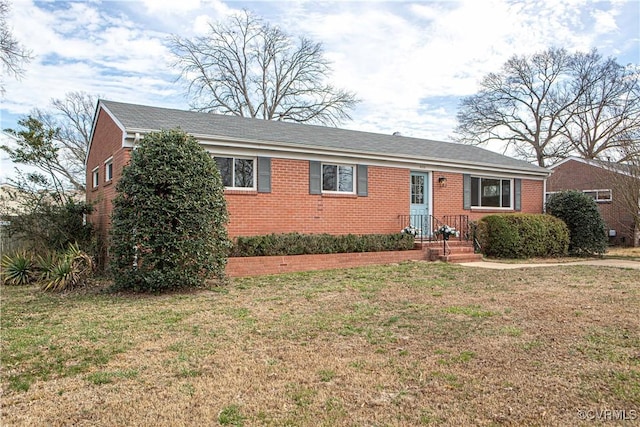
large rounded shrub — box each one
[109,129,230,292]
[476,213,569,259]
[546,190,607,256]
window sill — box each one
[104,180,113,187]
[470,207,513,212]
[224,189,258,196]
[322,193,358,199]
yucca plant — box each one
[1,252,34,286]
[41,257,74,292]
[40,243,94,292]
[66,243,93,274]
[35,251,61,282]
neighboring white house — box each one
[0,182,28,255]
[1,131,19,184]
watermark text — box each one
[577,408,637,421]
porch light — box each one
[438,176,447,187]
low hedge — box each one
[476,214,569,259]
[229,232,416,257]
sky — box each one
[1,0,639,182]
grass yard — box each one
[1,262,639,426]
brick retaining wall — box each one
[225,248,428,277]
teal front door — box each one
[410,172,429,234]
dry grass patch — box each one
[606,247,640,260]
[1,262,639,426]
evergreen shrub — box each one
[545,191,607,256]
[109,129,230,292]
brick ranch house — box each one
[86,100,551,271]
[547,157,640,247]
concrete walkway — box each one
[459,258,640,270]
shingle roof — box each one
[550,156,638,177]
[99,100,548,175]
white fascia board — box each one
[86,102,102,167]
[123,130,550,180]
[199,136,550,179]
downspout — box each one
[543,179,546,212]
[543,171,551,213]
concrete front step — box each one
[438,253,483,263]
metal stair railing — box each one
[397,214,440,242]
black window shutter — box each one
[309,161,321,194]
[257,157,271,193]
[514,178,522,211]
[357,165,368,196]
[463,174,471,210]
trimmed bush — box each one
[476,214,569,259]
[109,129,230,292]
[546,191,607,256]
[230,232,416,257]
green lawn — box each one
[1,262,639,426]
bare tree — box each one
[562,52,640,162]
[2,91,97,194]
[32,91,98,190]
[609,144,640,246]
[454,48,640,167]
[0,0,31,91]
[169,10,359,126]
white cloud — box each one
[271,0,637,139]
[140,0,203,15]
[592,8,619,34]
[2,1,182,119]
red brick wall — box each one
[226,249,427,277]
[432,172,464,219]
[521,179,545,214]
[225,160,409,237]
[548,159,638,246]
[85,110,130,258]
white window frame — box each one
[583,189,612,203]
[104,157,114,182]
[92,167,99,188]
[321,162,356,194]
[546,189,612,203]
[545,191,557,204]
[471,176,513,209]
[213,156,257,190]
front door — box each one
[410,172,429,234]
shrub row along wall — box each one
[230,232,416,257]
[226,249,428,277]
